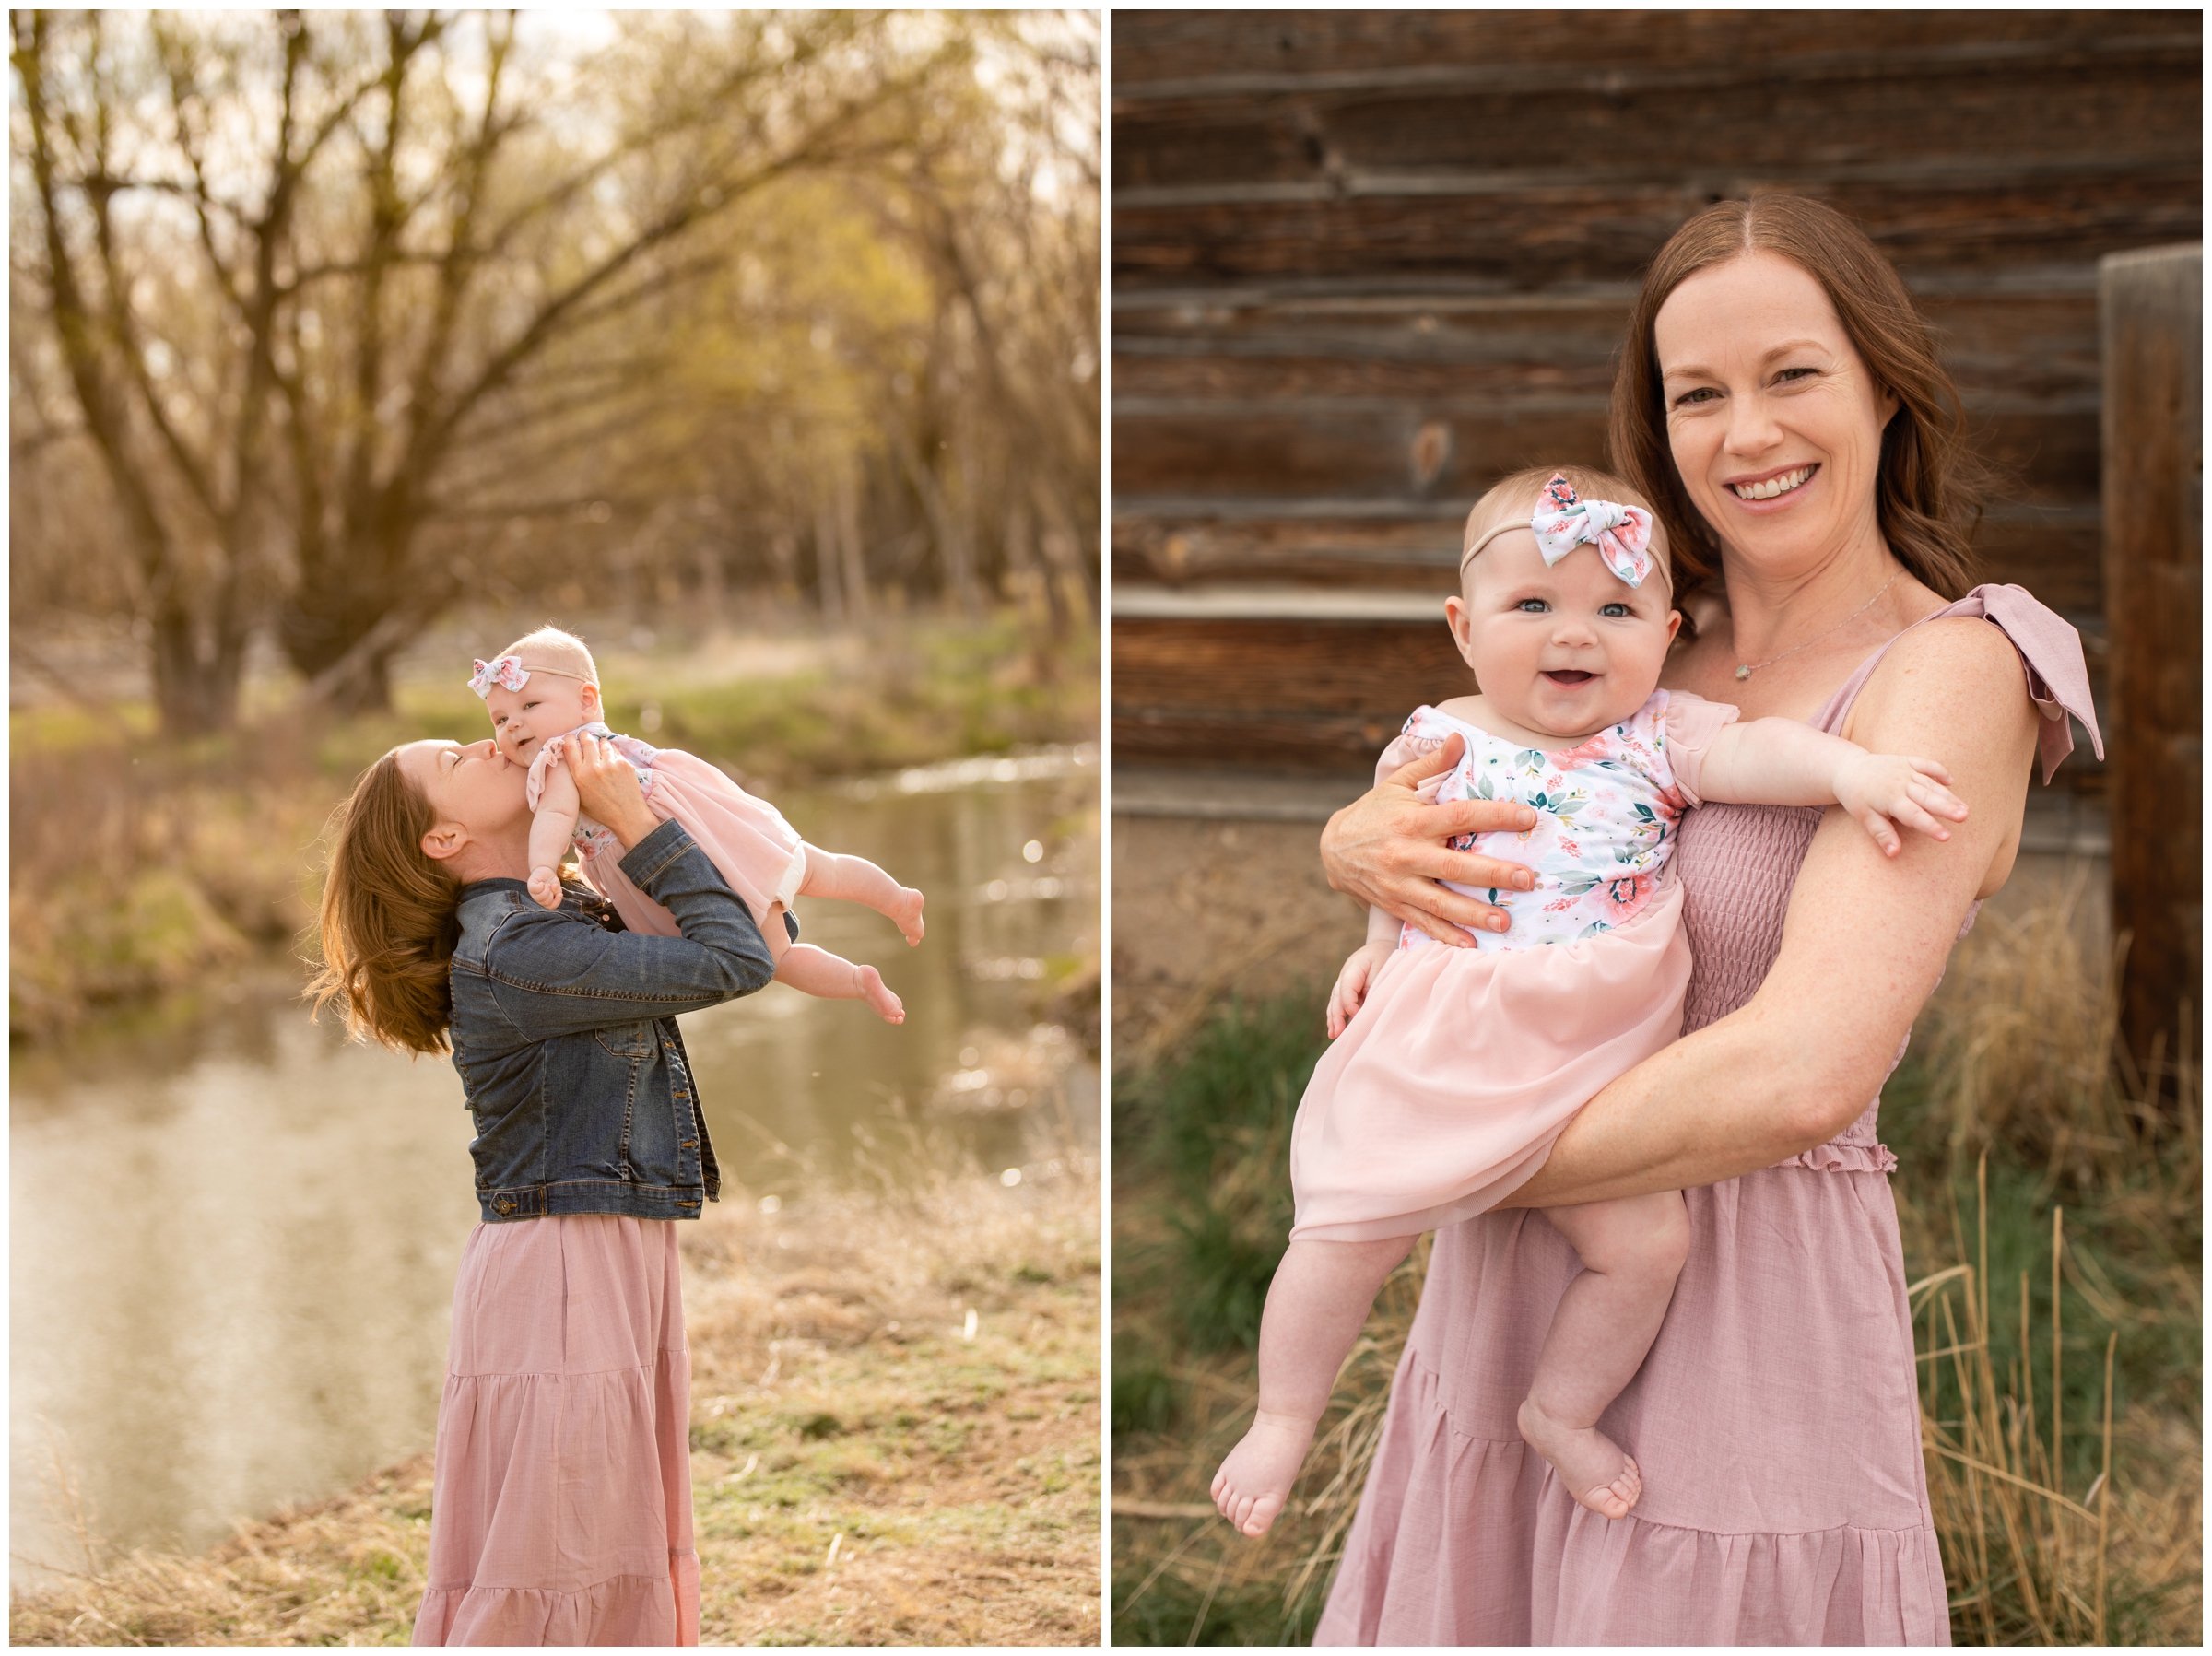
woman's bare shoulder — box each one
[1848,613,2036,739]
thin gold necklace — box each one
[1733,569,1900,681]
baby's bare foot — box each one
[886,886,925,946]
[857,964,904,1024]
[1209,1411,1315,1538]
[1517,1396,1642,1520]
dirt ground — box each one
[1109,816,1368,1065]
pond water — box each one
[9,747,1099,1587]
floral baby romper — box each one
[1288,689,1736,1242]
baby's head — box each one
[1447,466,1680,740]
[470,626,602,766]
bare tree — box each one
[11,9,974,726]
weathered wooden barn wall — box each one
[1110,11,2202,783]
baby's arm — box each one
[527,761,582,909]
[1692,718,1969,857]
[1325,907,1403,1039]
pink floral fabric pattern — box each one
[1529,472,1656,589]
[1397,692,1701,953]
[525,722,661,859]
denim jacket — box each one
[448,818,776,1224]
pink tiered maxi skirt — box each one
[412,1216,700,1646]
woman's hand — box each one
[568,733,660,851]
[1325,941,1396,1039]
[1319,734,1540,946]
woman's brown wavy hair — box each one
[308,751,462,1056]
[1608,194,1987,604]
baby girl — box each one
[1211,468,1968,1537]
[469,626,923,1023]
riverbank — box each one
[11,1164,1102,1646]
[9,609,1099,1041]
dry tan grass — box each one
[8,1457,436,1647]
[11,1166,1102,1647]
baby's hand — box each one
[527,865,565,910]
[1834,752,1968,857]
[1326,941,1396,1039]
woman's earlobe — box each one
[421,823,465,863]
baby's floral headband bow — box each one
[468,655,530,699]
[1529,475,1655,589]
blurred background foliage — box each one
[10,8,1099,727]
[8,8,1100,1039]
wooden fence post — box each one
[2100,243,2202,1098]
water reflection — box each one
[9,749,1097,1586]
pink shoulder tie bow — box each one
[468,655,530,699]
[1529,474,1655,589]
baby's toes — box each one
[1583,1482,1634,1521]
[1589,1459,1642,1520]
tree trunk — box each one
[813,481,846,628]
[148,608,249,735]
[280,523,432,714]
[837,459,871,628]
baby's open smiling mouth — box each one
[1543,669,1595,686]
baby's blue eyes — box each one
[1514,598,1634,618]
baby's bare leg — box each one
[799,848,924,945]
[1211,1234,1413,1538]
[773,941,903,1024]
[1517,1191,1689,1520]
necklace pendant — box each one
[1735,664,1751,680]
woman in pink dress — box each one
[314,729,779,1643]
[1308,194,2100,1643]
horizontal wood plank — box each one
[1112,289,2102,402]
[1111,12,2195,89]
[1112,405,2100,506]
[1113,174,2202,289]
[1107,508,2106,613]
[1110,612,2107,781]
[1114,60,2199,194]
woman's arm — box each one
[1319,734,1544,945]
[479,736,776,1036]
[1498,618,2041,1206]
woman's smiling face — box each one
[1654,250,1899,573]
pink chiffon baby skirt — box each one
[1290,879,1691,1241]
[582,748,806,946]
[411,1215,700,1647]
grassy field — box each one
[10,1164,1102,1646]
[8,609,1098,1041]
[1109,884,2202,1645]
